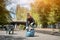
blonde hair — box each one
[27,13,32,18]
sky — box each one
[6,0,34,19]
[6,0,34,11]
[19,0,34,10]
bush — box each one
[19,25,26,30]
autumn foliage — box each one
[31,0,60,28]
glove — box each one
[30,22,34,25]
[26,27,29,29]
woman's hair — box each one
[27,13,30,16]
[27,13,33,18]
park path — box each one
[0,30,60,40]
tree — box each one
[31,0,60,28]
[0,0,12,25]
[31,0,51,28]
[16,4,28,20]
[30,4,40,26]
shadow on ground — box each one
[0,35,26,40]
[7,33,17,35]
[35,30,60,36]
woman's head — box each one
[27,13,30,16]
[27,13,31,18]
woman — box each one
[26,13,35,31]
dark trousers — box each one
[9,29,14,34]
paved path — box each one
[0,30,60,40]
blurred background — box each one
[0,0,60,31]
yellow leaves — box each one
[31,0,60,25]
[43,0,52,4]
[0,0,13,24]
